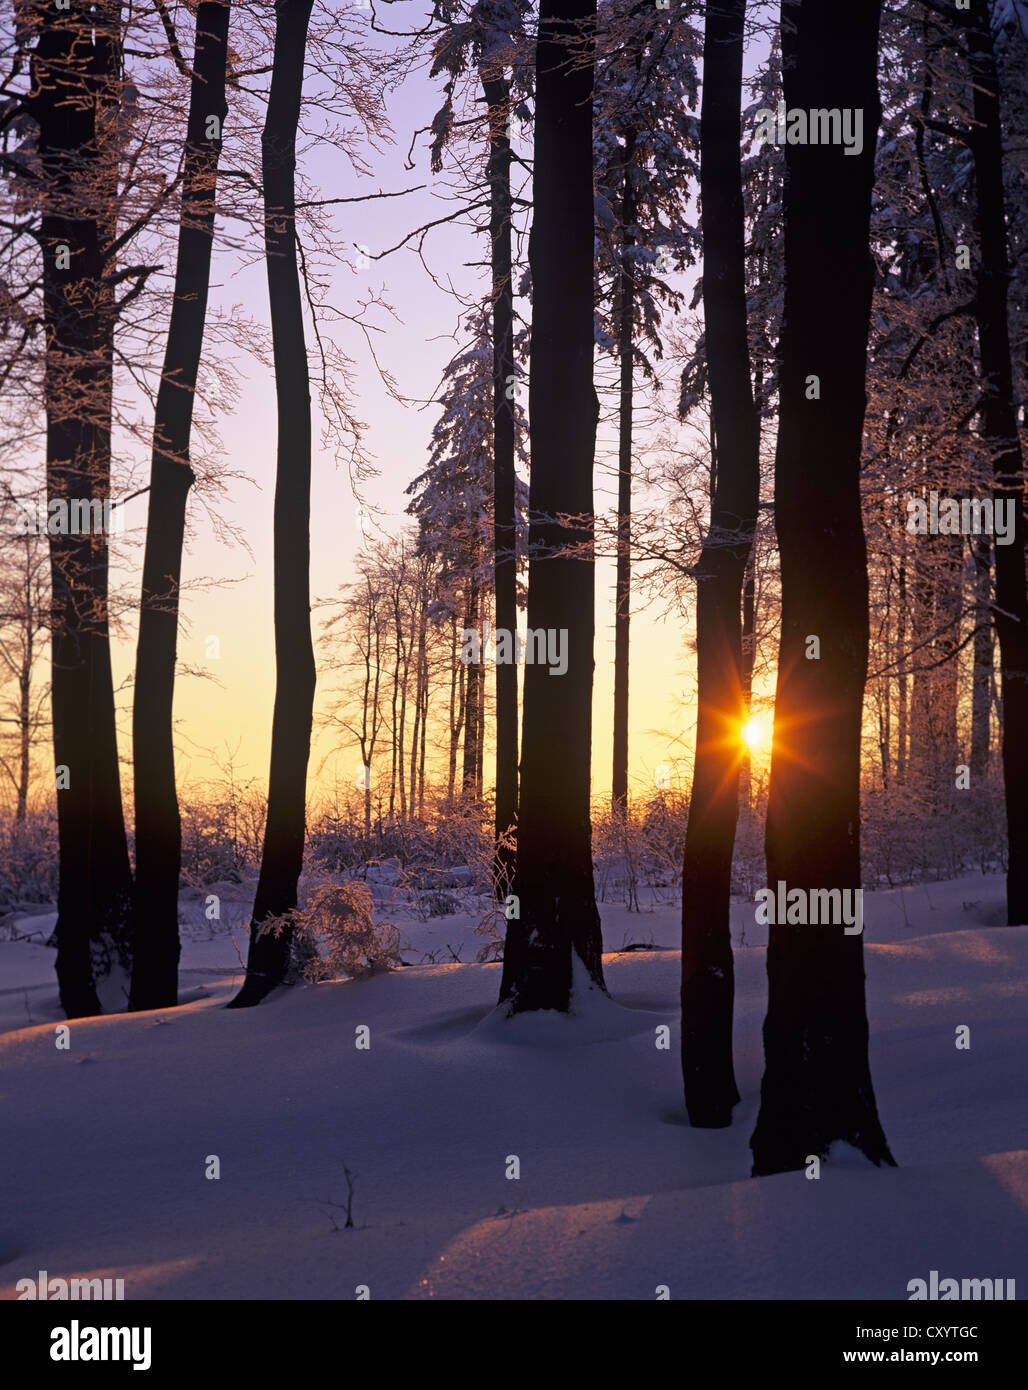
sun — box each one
[743,715,770,754]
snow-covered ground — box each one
[1,874,1025,1299]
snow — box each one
[1,874,1025,1299]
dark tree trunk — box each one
[29,5,133,1018]
[410,592,426,809]
[970,535,993,779]
[16,658,31,821]
[933,532,963,805]
[477,656,486,800]
[229,0,316,1007]
[408,599,422,813]
[739,550,757,809]
[414,605,428,816]
[444,614,458,800]
[750,0,894,1175]
[398,628,409,818]
[896,559,908,782]
[389,645,399,819]
[611,126,637,815]
[462,575,482,792]
[680,0,758,1128]
[481,68,519,888]
[499,0,604,1012]
[131,1,231,1011]
[967,0,1028,922]
[908,528,935,790]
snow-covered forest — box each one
[1,0,1026,1326]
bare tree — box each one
[25,1,136,1016]
[751,0,894,1175]
[131,0,232,1012]
[681,0,759,1129]
[500,0,605,1012]
[230,0,318,1008]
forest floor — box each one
[1,874,1026,1299]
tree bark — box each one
[410,590,426,808]
[131,1,231,1011]
[970,535,993,778]
[420,632,430,815]
[739,549,757,810]
[481,68,519,886]
[750,0,894,1175]
[933,532,963,806]
[896,558,908,782]
[967,0,1028,922]
[499,0,604,1012]
[679,0,758,1127]
[447,612,461,802]
[462,574,482,792]
[611,125,637,815]
[29,3,133,1018]
[389,586,400,818]
[229,0,317,1007]
[16,656,31,820]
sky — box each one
[94,4,768,812]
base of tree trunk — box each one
[226,974,282,1009]
[751,1127,896,1178]
[750,1006,897,1176]
[500,875,607,1014]
[682,1067,740,1129]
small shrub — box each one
[284,879,403,983]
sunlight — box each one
[743,715,771,754]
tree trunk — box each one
[739,550,756,811]
[420,633,429,815]
[750,0,894,1175]
[29,4,133,1018]
[447,612,460,802]
[933,532,963,806]
[896,558,908,782]
[398,599,410,819]
[970,535,993,778]
[475,656,484,800]
[389,594,400,818]
[968,0,1028,923]
[462,575,481,792]
[16,659,31,821]
[131,1,231,1011]
[499,0,604,1013]
[410,592,425,808]
[361,600,380,841]
[481,68,519,887]
[611,125,637,816]
[680,0,758,1128]
[908,528,935,792]
[229,0,317,1007]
